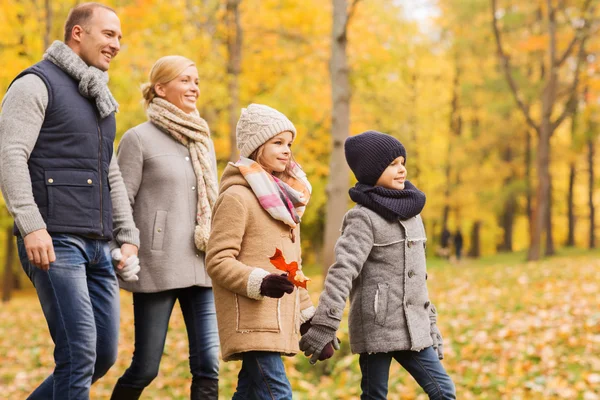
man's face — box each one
[77,8,122,71]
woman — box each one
[110,55,219,400]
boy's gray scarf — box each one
[43,40,119,119]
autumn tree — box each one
[492,0,596,260]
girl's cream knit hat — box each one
[236,104,296,157]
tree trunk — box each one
[2,227,16,303]
[322,0,353,270]
[467,221,481,258]
[442,60,461,232]
[589,137,595,249]
[498,146,515,252]
[566,163,576,246]
[409,71,420,180]
[525,128,533,241]
[226,0,242,162]
[528,122,551,261]
[544,180,555,256]
[498,197,515,252]
[43,0,52,49]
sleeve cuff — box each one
[247,268,270,300]
[114,228,140,248]
[299,306,316,324]
[15,212,47,237]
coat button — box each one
[405,300,411,307]
[157,228,162,232]
[195,253,200,258]
[407,240,412,248]
[47,178,54,183]
[408,270,415,278]
[192,186,196,190]
[87,179,93,184]
[424,301,430,309]
[185,156,190,161]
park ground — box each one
[0,249,599,399]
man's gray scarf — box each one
[43,40,118,119]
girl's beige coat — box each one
[206,164,313,361]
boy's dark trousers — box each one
[359,346,456,400]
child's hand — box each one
[430,324,444,360]
[300,320,340,362]
[299,324,340,364]
[260,273,294,298]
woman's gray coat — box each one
[116,121,217,293]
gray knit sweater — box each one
[0,74,139,246]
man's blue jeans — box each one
[114,286,219,391]
[17,233,120,400]
[359,346,456,399]
[232,351,292,400]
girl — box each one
[206,104,331,399]
[300,130,456,399]
[110,56,219,399]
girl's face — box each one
[376,156,407,190]
[155,65,199,114]
[258,131,293,174]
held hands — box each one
[111,247,141,282]
[117,243,138,269]
[299,323,340,364]
[260,273,294,298]
[23,229,56,271]
[430,324,444,360]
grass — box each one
[1,250,599,399]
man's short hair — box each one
[63,2,116,43]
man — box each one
[454,229,464,261]
[0,3,139,398]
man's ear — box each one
[71,25,85,44]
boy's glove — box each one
[299,324,340,364]
[430,323,444,360]
[260,273,294,298]
[300,319,338,362]
[111,248,141,282]
[428,303,443,360]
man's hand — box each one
[118,243,138,270]
[23,229,55,271]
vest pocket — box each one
[374,283,390,326]
[45,169,98,228]
[151,210,168,251]
[236,294,281,333]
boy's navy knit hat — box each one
[344,130,406,186]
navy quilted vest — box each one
[10,60,116,239]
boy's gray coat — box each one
[312,205,439,354]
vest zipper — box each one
[96,116,104,234]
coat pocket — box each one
[45,169,98,227]
[374,283,390,326]
[236,294,281,333]
[151,210,168,251]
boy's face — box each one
[376,156,407,190]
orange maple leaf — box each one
[269,248,310,289]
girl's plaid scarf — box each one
[232,157,311,228]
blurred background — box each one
[0,0,599,398]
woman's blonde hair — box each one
[249,137,298,181]
[141,55,196,108]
